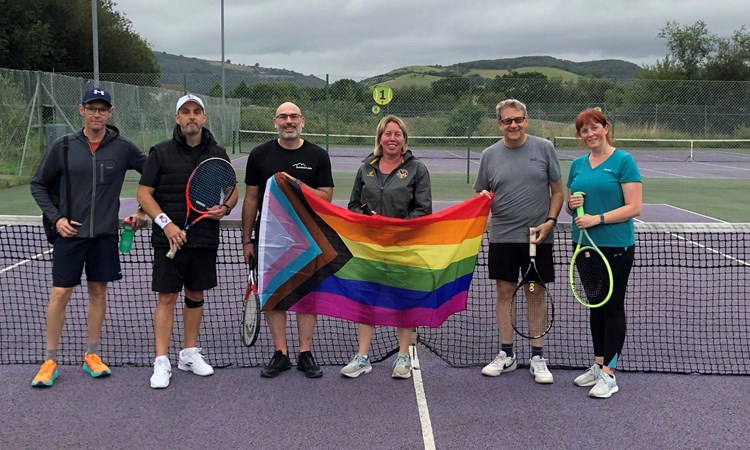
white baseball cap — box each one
[175,94,205,113]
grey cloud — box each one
[115,0,750,79]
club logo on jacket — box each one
[367,170,375,177]
[396,169,408,179]
[293,162,312,170]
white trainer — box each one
[574,364,601,387]
[391,353,412,379]
[481,351,517,377]
[178,347,214,376]
[529,355,554,384]
[150,356,172,389]
[340,353,372,378]
[589,371,619,398]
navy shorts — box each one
[488,242,555,283]
[152,247,218,293]
[52,236,121,288]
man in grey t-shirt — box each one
[474,99,563,384]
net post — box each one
[688,140,695,162]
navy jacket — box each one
[31,125,145,238]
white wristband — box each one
[155,213,172,229]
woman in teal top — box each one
[566,108,642,399]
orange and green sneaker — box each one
[31,359,58,387]
[82,353,112,378]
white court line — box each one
[669,234,750,267]
[689,160,750,172]
[638,167,694,178]
[410,344,436,450]
[0,223,53,275]
[638,213,748,267]
[657,204,726,223]
[0,248,53,274]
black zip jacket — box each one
[30,125,145,238]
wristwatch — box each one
[222,204,232,215]
[599,214,605,225]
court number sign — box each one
[373,85,393,105]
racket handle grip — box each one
[166,244,178,259]
[529,227,537,257]
[573,191,585,217]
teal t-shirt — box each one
[567,148,641,247]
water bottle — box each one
[120,218,134,254]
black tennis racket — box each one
[241,255,261,346]
[510,228,554,340]
[167,157,236,259]
[569,192,614,308]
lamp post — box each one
[91,0,100,83]
[221,0,227,143]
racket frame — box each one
[569,194,614,308]
[166,157,236,259]
[510,228,554,340]
[241,255,261,346]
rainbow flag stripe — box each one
[258,174,491,328]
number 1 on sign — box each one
[373,85,393,105]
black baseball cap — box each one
[82,88,112,107]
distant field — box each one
[375,66,580,87]
[399,65,443,73]
[514,67,580,81]
[467,69,510,78]
[386,73,443,88]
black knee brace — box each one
[185,297,204,309]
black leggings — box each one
[589,245,635,369]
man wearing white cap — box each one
[137,93,238,389]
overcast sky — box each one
[114,0,749,80]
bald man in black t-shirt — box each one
[242,102,334,379]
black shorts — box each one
[488,242,555,283]
[152,247,218,293]
[52,236,121,287]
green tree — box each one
[444,103,485,136]
[642,20,750,81]
[0,1,54,69]
[703,27,750,81]
[432,77,471,100]
[485,71,550,103]
[206,83,223,97]
[329,79,367,102]
[657,20,715,79]
[0,0,157,75]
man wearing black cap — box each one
[30,87,147,387]
[137,93,238,389]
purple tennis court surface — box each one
[3,166,747,448]
[3,350,749,449]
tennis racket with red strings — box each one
[166,157,236,258]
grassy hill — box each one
[362,56,642,87]
[152,53,643,92]
[153,51,326,93]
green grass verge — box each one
[4,169,749,222]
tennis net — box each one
[238,129,489,159]
[1,217,748,374]
[553,137,750,163]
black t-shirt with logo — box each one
[244,139,334,210]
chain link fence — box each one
[2,69,750,186]
[0,69,240,187]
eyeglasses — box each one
[499,116,526,125]
[84,106,111,115]
[275,113,303,121]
